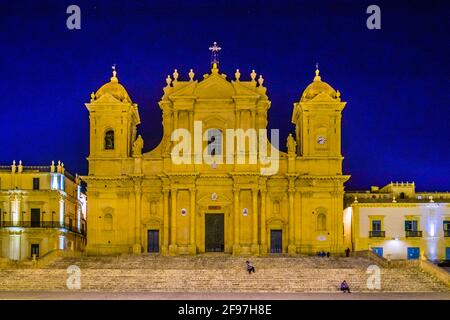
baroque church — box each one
[83,45,349,256]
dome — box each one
[301,69,338,102]
[94,68,131,103]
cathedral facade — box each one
[83,58,349,256]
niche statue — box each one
[132,135,144,156]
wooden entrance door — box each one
[205,214,224,252]
[270,230,282,253]
[147,230,159,253]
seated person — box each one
[340,280,351,293]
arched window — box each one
[400,192,405,199]
[104,213,113,230]
[206,129,222,156]
[317,213,326,231]
[104,130,114,150]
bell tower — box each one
[85,66,141,175]
[292,67,346,172]
[291,66,349,254]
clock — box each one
[317,136,326,145]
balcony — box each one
[369,230,386,238]
[444,230,450,237]
[0,221,86,236]
[405,230,423,237]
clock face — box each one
[317,136,326,145]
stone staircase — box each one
[0,254,448,292]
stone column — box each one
[260,190,267,255]
[330,190,337,253]
[188,187,196,254]
[288,189,296,255]
[162,189,170,255]
[233,188,241,255]
[236,110,241,129]
[251,110,256,129]
[188,111,193,132]
[188,111,194,163]
[332,189,345,254]
[10,194,18,225]
[18,195,24,223]
[169,188,178,255]
[295,191,301,247]
[133,179,142,254]
[173,110,178,131]
[251,189,259,255]
[235,111,242,164]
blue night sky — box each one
[0,0,449,191]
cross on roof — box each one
[209,41,221,66]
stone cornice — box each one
[350,202,441,208]
[86,157,132,161]
[0,189,61,196]
[197,174,231,179]
[165,172,200,177]
[297,175,350,182]
[228,172,262,177]
[80,175,132,181]
[297,156,345,160]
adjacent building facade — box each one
[0,161,87,260]
[83,61,349,256]
[345,182,450,260]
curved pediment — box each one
[102,206,114,214]
[266,217,286,226]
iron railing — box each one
[405,230,423,237]
[0,221,86,236]
[369,230,385,238]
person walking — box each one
[246,260,255,274]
